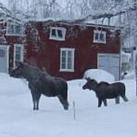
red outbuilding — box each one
[0,18,25,73]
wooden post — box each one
[73,101,76,120]
[135,54,137,96]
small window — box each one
[6,22,24,36]
[14,44,24,67]
[60,48,75,72]
[93,30,106,44]
[49,27,66,41]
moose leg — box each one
[31,95,37,110]
[33,100,37,110]
[121,95,128,102]
[32,98,39,110]
[31,91,41,110]
[115,96,120,104]
[98,98,102,107]
[103,99,107,106]
[57,95,69,110]
[33,98,41,110]
[35,93,41,110]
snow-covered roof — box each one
[27,19,121,30]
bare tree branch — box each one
[72,6,137,23]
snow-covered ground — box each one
[0,71,137,137]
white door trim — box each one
[0,45,10,73]
[13,44,24,68]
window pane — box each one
[0,49,5,57]
[61,51,66,69]
[15,25,21,34]
[51,29,56,37]
[67,51,72,69]
[100,33,104,41]
[61,57,66,69]
[67,59,72,69]
[62,50,66,57]
[68,51,72,57]
[57,30,63,38]
[16,47,21,61]
[95,33,99,40]
[8,24,14,34]
[61,62,66,69]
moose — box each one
[10,62,69,111]
[82,78,128,107]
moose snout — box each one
[9,69,20,78]
[9,69,14,77]
[82,85,87,90]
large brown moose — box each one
[10,62,69,111]
[82,78,128,107]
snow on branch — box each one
[0,2,21,22]
[73,6,137,24]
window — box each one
[0,49,5,57]
[49,27,66,41]
[93,30,106,44]
[60,48,75,72]
[6,22,24,36]
[14,44,24,67]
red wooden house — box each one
[0,18,121,80]
[25,20,121,80]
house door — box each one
[98,53,120,80]
[0,45,9,73]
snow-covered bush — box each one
[83,69,115,82]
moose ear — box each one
[85,77,91,81]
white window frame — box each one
[93,30,106,44]
[6,22,24,36]
[60,48,75,72]
[49,27,66,41]
[13,44,24,68]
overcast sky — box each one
[0,0,8,6]
[0,0,66,8]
